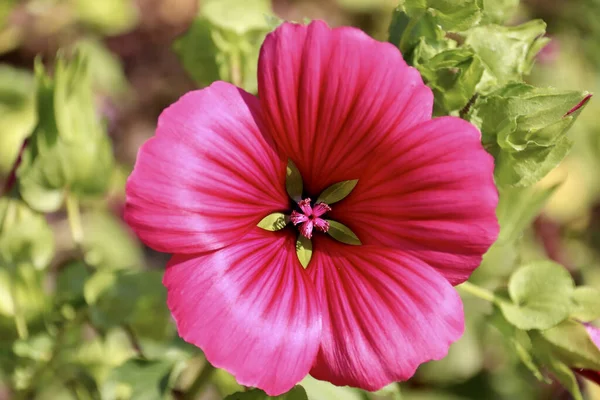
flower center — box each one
[290,198,331,239]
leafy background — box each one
[1,0,600,399]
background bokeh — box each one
[1,0,600,399]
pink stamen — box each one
[291,199,331,239]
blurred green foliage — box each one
[0,0,599,399]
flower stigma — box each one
[290,198,331,239]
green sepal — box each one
[257,212,289,231]
[499,261,574,330]
[286,160,303,202]
[326,220,361,246]
[316,179,358,205]
[295,235,312,269]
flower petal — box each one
[125,82,288,254]
[258,20,433,196]
[164,228,322,395]
[308,237,464,390]
[330,117,499,285]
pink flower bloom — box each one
[124,21,499,395]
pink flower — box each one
[124,21,499,395]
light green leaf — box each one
[296,235,312,269]
[0,65,36,184]
[102,359,175,400]
[389,10,444,55]
[571,287,600,322]
[73,0,139,36]
[499,261,574,330]
[464,21,548,93]
[257,212,289,231]
[286,160,303,202]
[403,0,482,31]
[300,376,364,400]
[413,45,484,114]
[74,38,129,98]
[18,53,114,212]
[535,320,600,371]
[173,17,221,87]
[82,211,144,270]
[225,386,308,400]
[202,0,271,35]
[316,180,358,204]
[468,83,591,187]
[495,184,559,244]
[481,0,519,24]
[0,197,54,270]
[326,220,361,246]
[85,270,172,338]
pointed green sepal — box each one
[295,234,312,269]
[257,212,288,231]
[326,220,361,245]
[286,159,303,202]
[316,179,358,205]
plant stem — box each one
[9,275,28,339]
[457,281,497,303]
[184,360,216,400]
[66,194,83,246]
[230,50,243,88]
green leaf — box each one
[73,0,139,35]
[403,0,482,32]
[481,0,519,24]
[173,17,221,87]
[464,21,548,93]
[535,320,600,371]
[389,10,444,56]
[0,65,36,184]
[102,359,174,400]
[300,376,364,400]
[316,180,358,204]
[55,261,90,306]
[413,45,484,114]
[286,160,303,202]
[468,83,591,186]
[296,235,312,269]
[0,197,54,270]
[85,270,172,338]
[81,211,143,270]
[495,184,558,244]
[225,385,308,400]
[326,220,361,246]
[202,0,271,35]
[74,39,129,98]
[570,287,600,322]
[18,53,114,212]
[499,261,574,330]
[258,212,289,231]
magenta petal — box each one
[125,82,288,254]
[330,117,499,285]
[308,237,464,390]
[258,20,433,196]
[164,228,322,395]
